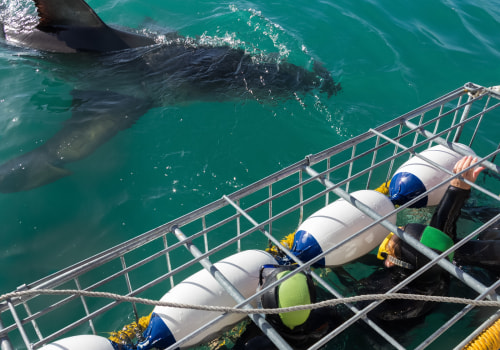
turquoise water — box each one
[0,0,499,344]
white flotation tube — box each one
[40,335,115,350]
[136,249,277,349]
[40,250,277,350]
[290,190,396,267]
[389,144,475,208]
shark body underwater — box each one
[0,0,340,193]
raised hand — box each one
[450,156,485,190]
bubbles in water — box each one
[0,0,38,33]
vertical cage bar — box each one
[366,135,380,189]
[0,316,13,350]
[21,302,41,341]
[430,105,444,148]
[469,95,490,146]
[412,112,425,147]
[325,157,331,205]
[453,94,474,142]
[74,278,96,334]
[383,123,403,183]
[202,216,209,253]
[162,234,175,289]
[235,200,241,251]
[345,145,356,193]
[16,285,43,342]
[298,168,304,226]
[6,302,30,349]
[119,258,139,323]
[447,95,462,142]
[268,184,273,238]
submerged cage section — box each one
[1,82,499,350]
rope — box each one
[374,180,391,196]
[1,289,499,315]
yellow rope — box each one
[266,232,295,255]
[108,313,152,344]
[463,318,500,350]
[374,180,391,196]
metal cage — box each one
[1,82,499,350]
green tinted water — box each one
[0,0,499,347]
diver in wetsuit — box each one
[361,155,486,321]
[231,265,344,350]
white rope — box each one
[1,289,499,315]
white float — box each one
[290,190,396,267]
[137,249,277,349]
[389,144,475,208]
[40,334,115,350]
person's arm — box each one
[429,156,485,241]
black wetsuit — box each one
[454,217,500,275]
[430,186,500,276]
[231,306,342,350]
[230,267,345,350]
[429,185,470,241]
[344,185,471,322]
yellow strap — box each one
[108,313,152,344]
[463,317,500,350]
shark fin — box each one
[33,0,154,51]
[34,0,107,31]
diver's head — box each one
[260,267,315,331]
[377,231,412,269]
[377,223,454,276]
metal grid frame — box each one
[1,82,499,350]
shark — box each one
[0,0,340,193]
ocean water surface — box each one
[0,0,499,348]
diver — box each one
[349,155,488,321]
[230,265,346,350]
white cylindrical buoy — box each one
[290,190,396,267]
[40,335,115,350]
[136,249,277,349]
[389,144,475,208]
